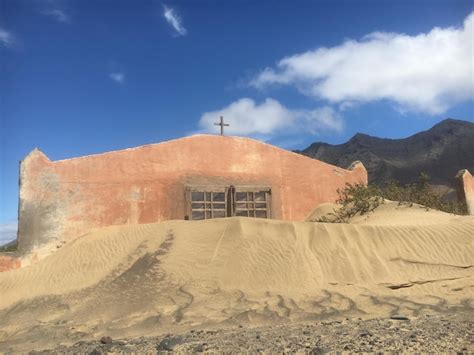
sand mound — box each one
[304,202,341,221]
[306,200,467,226]
[0,211,473,351]
[352,200,469,225]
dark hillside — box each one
[297,119,474,187]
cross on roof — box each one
[214,116,229,136]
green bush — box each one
[0,243,17,253]
[382,173,467,215]
[314,183,384,223]
[313,173,467,223]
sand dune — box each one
[0,202,473,351]
[305,199,465,225]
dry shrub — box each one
[313,173,467,223]
[383,173,467,215]
[314,183,384,223]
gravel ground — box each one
[29,313,473,354]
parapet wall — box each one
[456,169,474,215]
[16,135,367,258]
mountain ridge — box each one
[297,118,474,187]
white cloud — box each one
[109,72,125,84]
[0,27,15,48]
[42,9,70,23]
[0,221,17,246]
[198,98,343,139]
[252,12,474,115]
[163,5,187,36]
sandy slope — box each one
[305,199,464,225]
[0,202,473,352]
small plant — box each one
[0,242,17,252]
[382,173,467,215]
[313,183,384,223]
[313,173,467,223]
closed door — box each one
[186,186,271,220]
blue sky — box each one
[0,0,473,243]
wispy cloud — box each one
[42,9,70,24]
[251,12,474,115]
[109,72,125,84]
[0,221,17,246]
[0,27,15,48]
[198,98,343,140]
[163,5,187,36]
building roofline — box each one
[39,134,363,173]
[22,147,50,163]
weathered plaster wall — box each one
[17,135,367,255]
[456,169,474,215]
[0,255,21,272]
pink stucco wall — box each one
[457,169,474,215]
[16,135,367,255]
[0,255,21,272]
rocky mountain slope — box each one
[297,119,474,187]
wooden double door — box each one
[185,185,271,220]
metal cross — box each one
[214,116,229,136]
